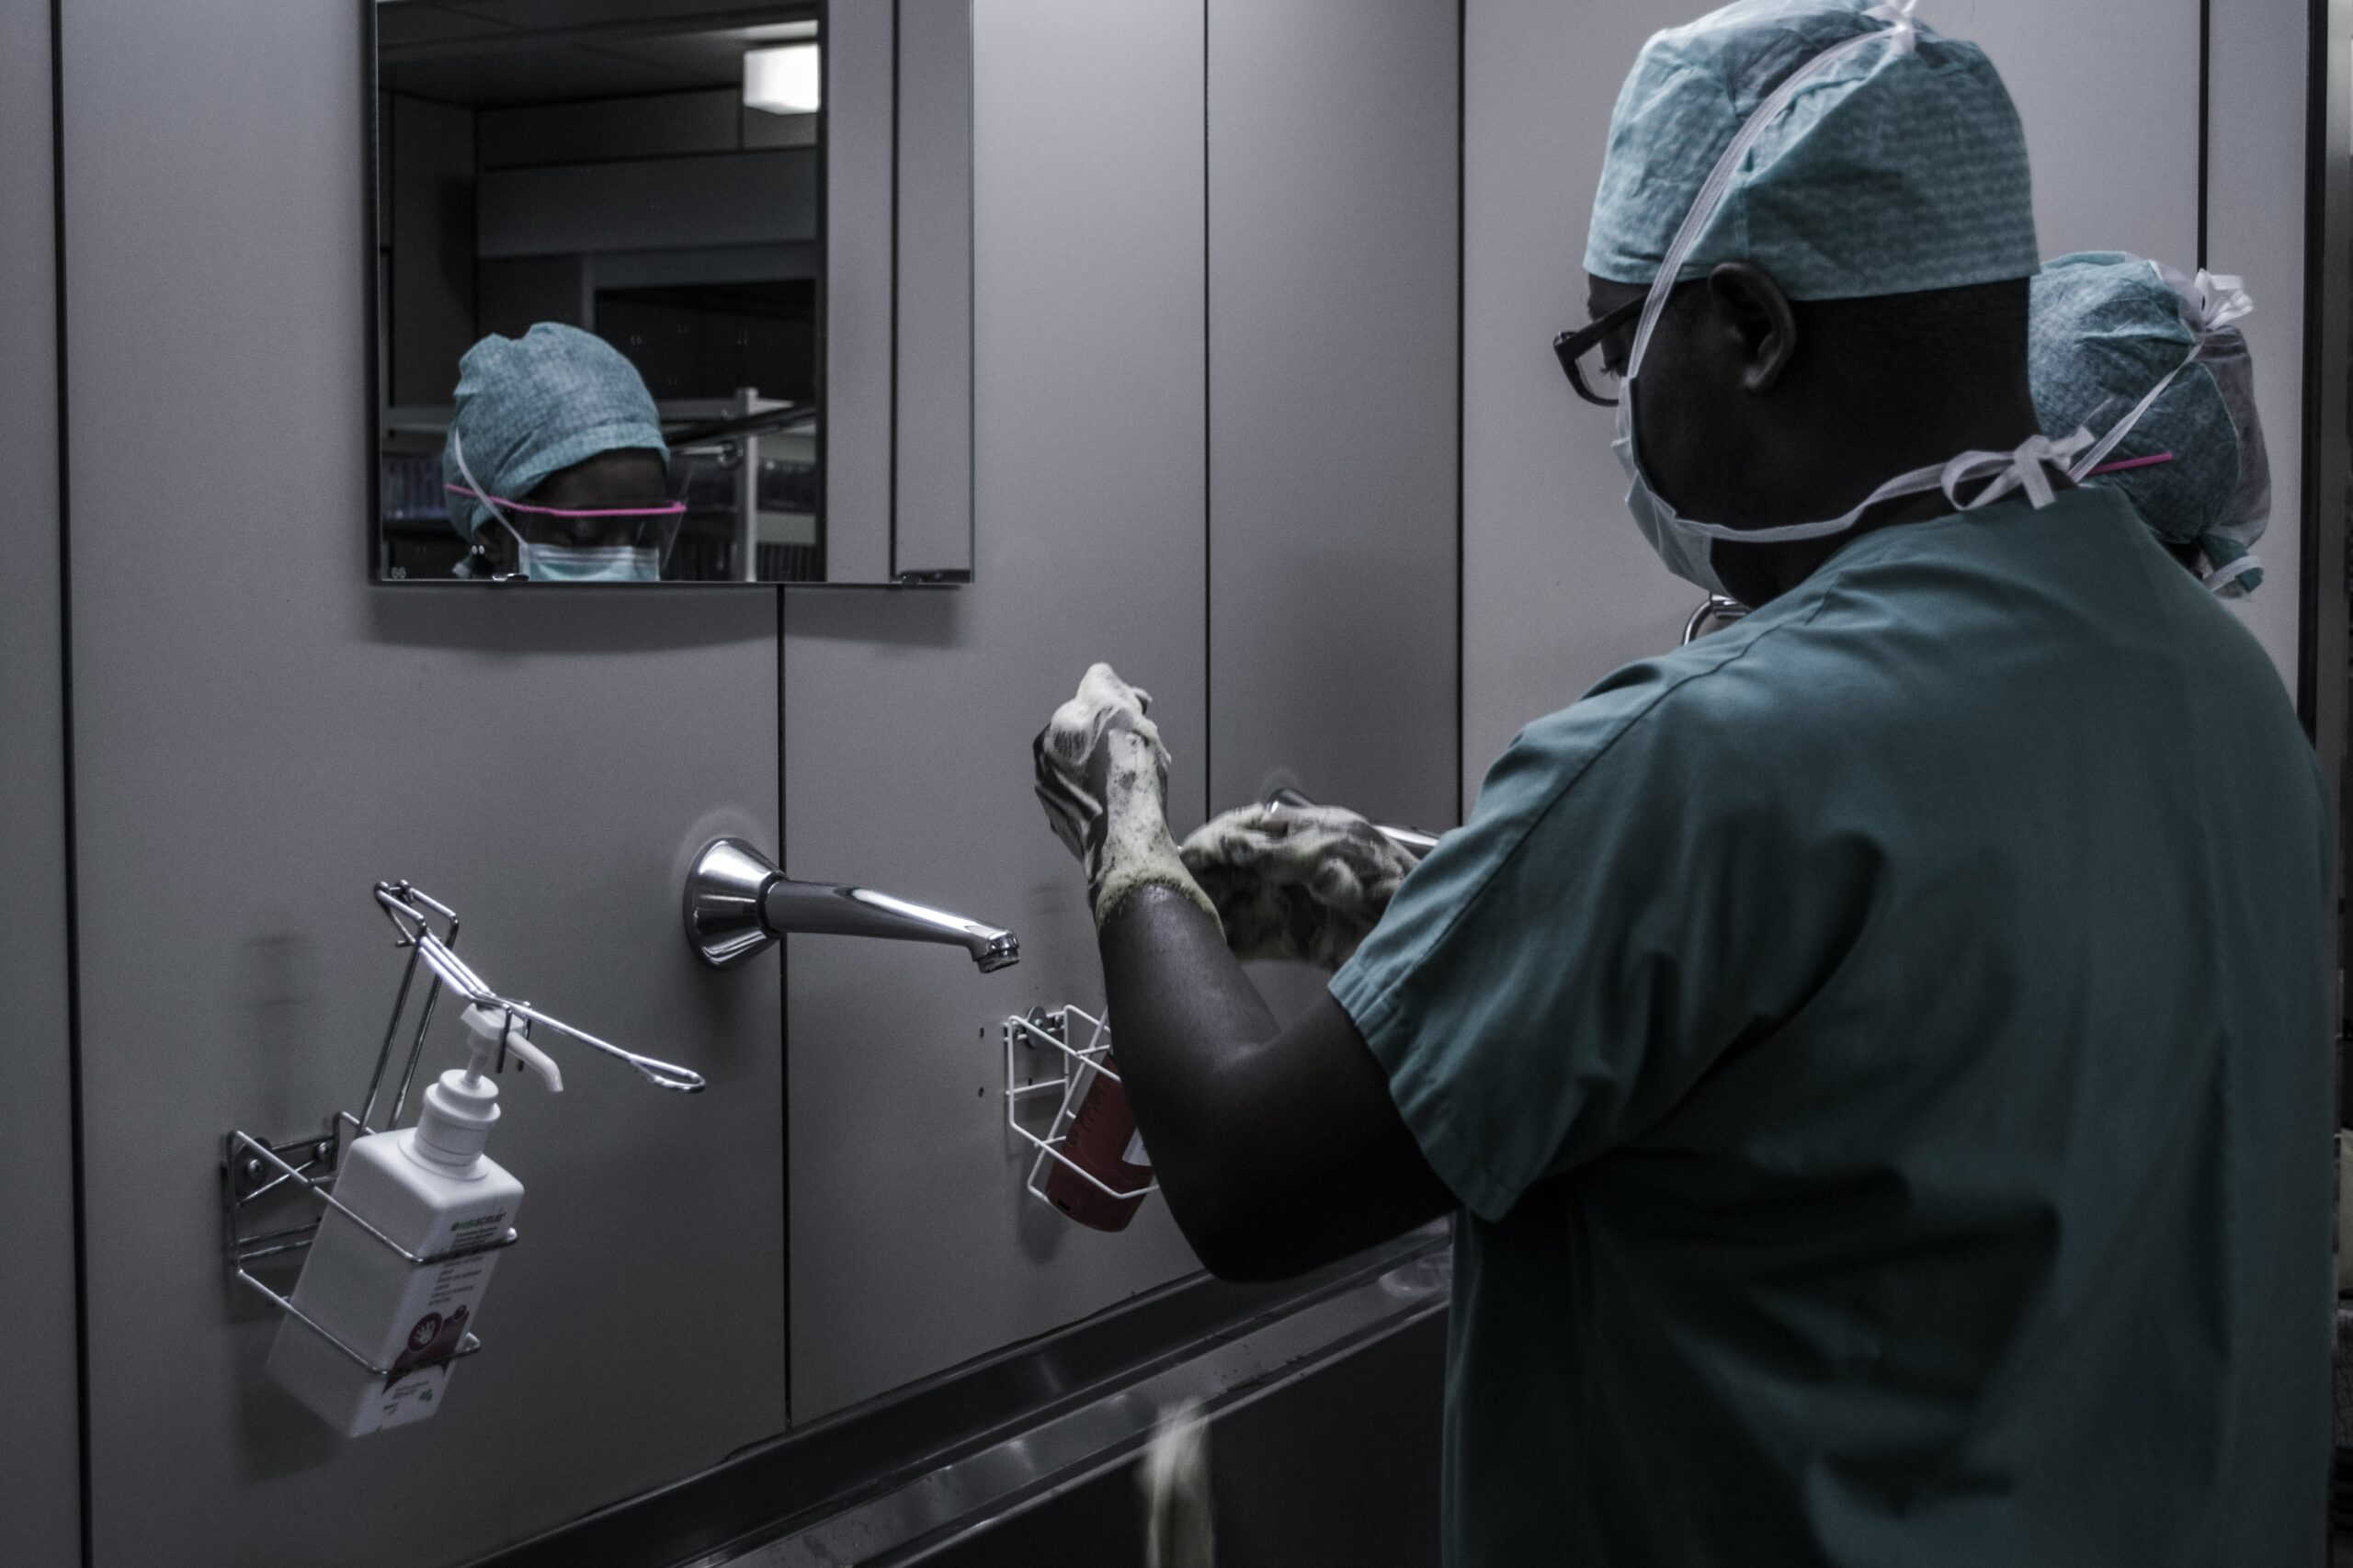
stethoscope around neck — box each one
[1681,595,1752,646]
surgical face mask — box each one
[1611,3,2085,597]
[2064,266,2268,597]
[1611,401,2082,597]
[508,538,661,584]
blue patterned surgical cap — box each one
[440,323,670,541]
[1586,0,2040,301]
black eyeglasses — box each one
[1552,296,1645,408]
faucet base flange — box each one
[685,836,781,969]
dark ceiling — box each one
[378,0,821,108]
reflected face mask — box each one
[511,540,661,583]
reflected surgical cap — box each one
[1586,0,2040,301]
[441,323,670,540]
[2029,252,2270,592]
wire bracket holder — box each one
[222,881,705,1376]
[1002,1006,1156,1213]
[219,883,518,1376]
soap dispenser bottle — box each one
[265,1006,560,1436]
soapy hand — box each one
[1179,801,1416,971]
[1033,663,1162,865]
[1033,664,1220,928]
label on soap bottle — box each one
[364,1362,453,1434]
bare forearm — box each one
[1096,887,1281,1241]
[1097,887,1455,1279]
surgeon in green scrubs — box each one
[1030,3,2334,1563]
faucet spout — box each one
[762,879,1021,972]
[683,836,1019,971]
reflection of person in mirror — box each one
[441,323,684,585]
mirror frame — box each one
[363,0,973,589]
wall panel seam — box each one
[889,0,902,579]
[1201,0,1212,818]
[818,0,830,582]
[2199,0,2212,268]
[47,0,93,1558]
[1454,0,1467,825]
[790,579,800,1422]
[2297,0,2332,738]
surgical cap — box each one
[1586,0,2040,301]
[2029,252,2270,593]
[441,323,670,540]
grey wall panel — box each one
[1206,0,1461,834]
[1460,0,1696,802]
[2205,0,2308,692]
[826,0,896,583]
[895,0,976,578]
[59,2,786,1563]
[1461,0,2212,805]
[783,0,1209,1423]
[0,0,85,1562]
[1961,2,2201,268]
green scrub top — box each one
[1331,484,2333,1567]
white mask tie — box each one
[1862,0,1921,54]
[1941,430,2096,512]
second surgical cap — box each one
[2029,253,2270,594]
[441,323,671,541]
[1586,0,2040,301]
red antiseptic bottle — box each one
[1043,1055,1154,1231]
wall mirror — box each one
[372,0,973,586]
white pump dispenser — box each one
[265,1006,558,1436]
[413,1006,563,1166]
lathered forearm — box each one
[1089,730,1221,928]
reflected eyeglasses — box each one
[1552,297,1645,408]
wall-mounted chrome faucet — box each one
[684,838,1019,973]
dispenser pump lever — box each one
[460,1005,564,1094]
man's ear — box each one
[1709,262,1799,395]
